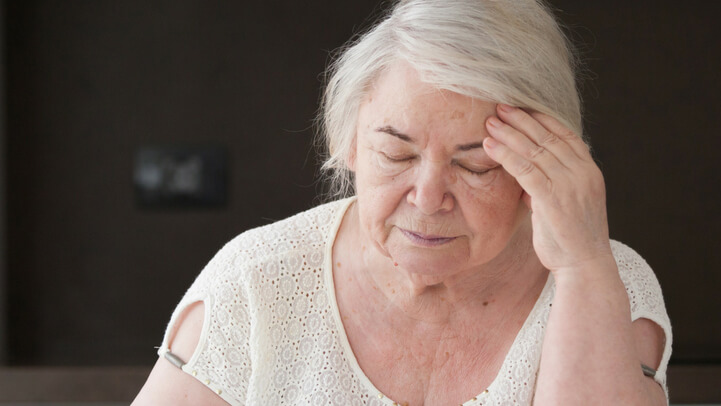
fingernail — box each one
[484,137,498,149]
[487,117,502,128]
[499,104,515,113]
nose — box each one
[406,162,454,215]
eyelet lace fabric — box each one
[158,197,672,405]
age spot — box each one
[450,110,465,119]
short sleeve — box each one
[157,235,253,406]
[611,240,673,394]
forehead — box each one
[361,63,495,130]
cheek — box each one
[461,170,525,229]
[355,187,400,258]
[355,168,407,240]
[489,170,524,202]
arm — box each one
[132,302,231,406]
[534,260,666,404]
[483,105,668,405]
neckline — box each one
[322,197,553,405]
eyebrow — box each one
[374,125,486,152]
[375,126,412,142]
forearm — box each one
[534,258,659,405]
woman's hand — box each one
[484,105,668,405]
[483,104,614,277]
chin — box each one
[397,253,468,277]
[384,233,472,276]
[382,224,521,277]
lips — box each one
[399,228,457,247]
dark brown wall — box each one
[5,0,386,365]
[0,0,6,365]
[4,0,720,366]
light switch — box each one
[134,145,227,208]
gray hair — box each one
[317,0,583,198]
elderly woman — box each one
[134,0,671,404]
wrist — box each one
[551,253,621,287]
[551,255,632,318]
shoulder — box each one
[609,240,673,393]
[609,240,664,306]
[152,198,355,404]
[609,240,668,314]
[193,198,354,286]
[610,239,653,275]
[166,198,353,319]
[609,239,658,290]
[231,198,352,255]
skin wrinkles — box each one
[386,220,537,314]
[362,136,502,196]
[334,213,545,403]
[341,210,538,322]
[358,152,522,282]
[376,123,488,154]
[364,125,502,189]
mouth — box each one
[399,228,457,247]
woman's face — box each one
[350,63,529,277]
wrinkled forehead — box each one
[357,63,497,149]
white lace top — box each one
[158,197,672,405]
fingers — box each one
[486,115,567,179]
[483,104,594,201]
[498,104,560,149]
[482,136,551,200]
[529,111,591,161]
[495,105,587,166]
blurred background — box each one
[0,0,719,404]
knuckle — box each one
[539,130,559,146]
[560,128,577,140]
[517,111,531,123]
[528,145,547,160]
[516,159,536,176]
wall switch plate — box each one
[134,145,227,209]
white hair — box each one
[317,0,583,198]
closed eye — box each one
[381,152,415,162]
[457,163,494,176]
